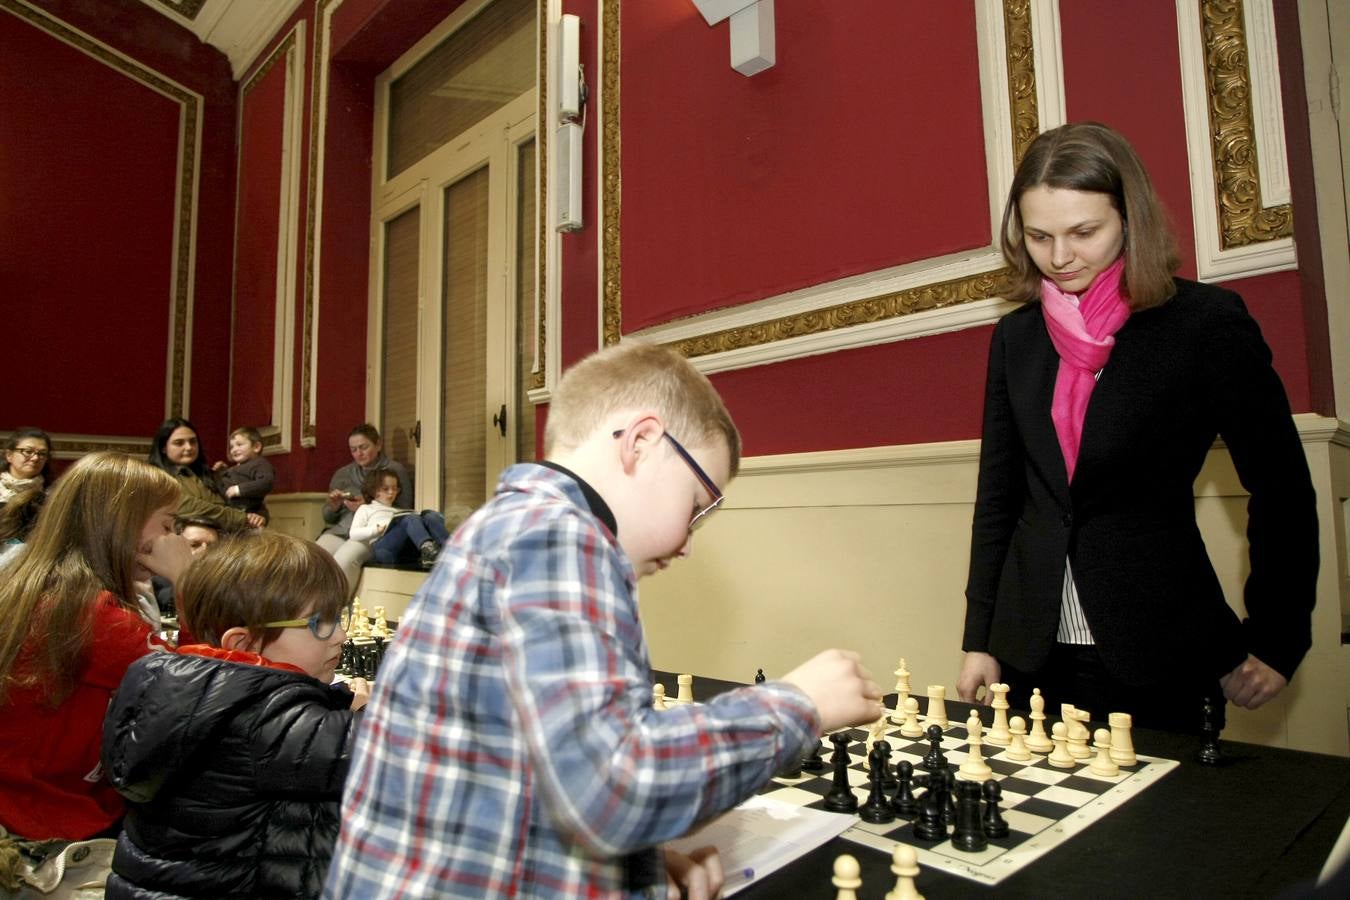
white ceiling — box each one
[138,0,303,79]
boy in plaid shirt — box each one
[324,342,882,899]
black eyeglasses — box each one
[612,428,724,531]
[12,447,49,460]
[259,605,354,641]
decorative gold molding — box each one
[240,29,295,95]
[2,0,198,417]
[668,269,1017,358]
[1001,0,1038,167]
[301,0,340,446]
[600,1,1027,357]
[148,0,208,21]
[601,0,622,346]
[1200,0,1293,249]
[530,0,548,390]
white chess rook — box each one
[923,685,949,729]
[1109,712,1137,765]
[675,673,694,705]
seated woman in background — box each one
[1,427,53,504]
[148,418,262,534]
[0,486,46,569]
[349,469,447,570]
[316,424,412,593]
[0,452,192,889]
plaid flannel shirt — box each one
[324,463,820,898]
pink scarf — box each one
[1041,255,1130,482]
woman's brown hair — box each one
[178,531,347,650]
[0,452,180,703]
[1000,122,1180,310]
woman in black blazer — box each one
[955,123,1318,732]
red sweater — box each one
[0,592,169,840]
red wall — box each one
[554,0,1331,458]
[1,0,236,446]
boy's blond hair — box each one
[543,341,741,477]
[178,531,347,648]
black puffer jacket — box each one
[101,647,359,899]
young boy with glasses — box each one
[324,341,883,899]
[102,532,369,899]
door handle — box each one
[492,404,507,437]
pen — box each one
[725,866,755,886]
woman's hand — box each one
[246,512,266,529]
[1220,655,1287,709]
[956,652,1001,704]
[137,533,194,585]
[343,497,363,513]
[326,489,345,511]
[664,845,724,900]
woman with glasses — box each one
[103,531,367,899]
[147,417,262,533]
[0,452,188,872]
[1,427,54,504]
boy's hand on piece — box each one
[664,845,723,900]
[782,649,884,733]
[956,651,1001,704]
[211,460,227,472]
[137,533,194,585]
[347,677,371,711]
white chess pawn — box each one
[1005,715,1032,761]
[899,696,924,738]
[923,685,949,730]
[1047,721,1076,768]
[1025,688,1053,753]
[885,844,925,900]
[372,606,389,639]
[986,683,1011,746]
[652,684,668,711]
[1109,712,1137,765]
[675,673,694,705]
[1089,728,1121,776]
[958,711,993,781]
[833,853,862,900]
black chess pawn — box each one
[1197,695,1223,766]
[951,779,988,852]
[859,745,896,824]
[921,723,948,772]
[754,668,766,684]
[776,752,803,779]
[982,780,1009,839]
[911,778,947,841]
[891,760,920,819]
[823,732,859,813]
[801,737,826,772]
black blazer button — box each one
[1061,513,1073,527]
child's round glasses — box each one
[259,605,354,641]
[612,428,724,532]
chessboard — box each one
[756,712,1178,886]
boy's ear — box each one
[220,626,259,653]
[614,414,664,474]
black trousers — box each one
[998,643,1222,735]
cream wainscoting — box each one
[639,414,1350,757]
